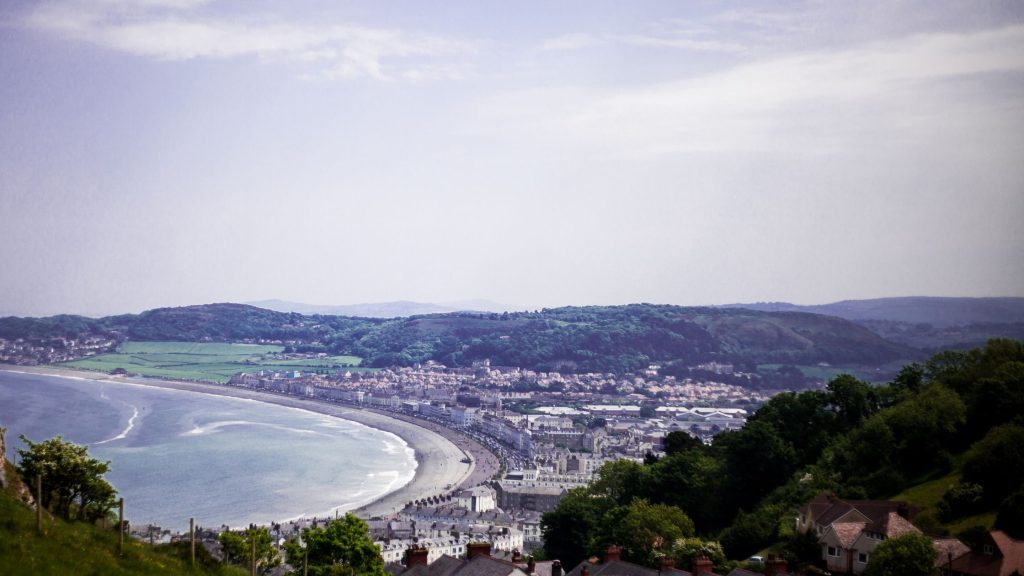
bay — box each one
[0,370,416,531]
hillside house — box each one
[941,530,1024,576]
[797,495,921,575]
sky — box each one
[1,0,1023,317]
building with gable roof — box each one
[941,530,1024,576]
[798,494,921,574]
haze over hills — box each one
[720,296,1024,326]
[720,296,1024,351]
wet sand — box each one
[1,365,499,519]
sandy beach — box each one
[1,365,500,520]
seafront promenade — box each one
[0,366,499,520]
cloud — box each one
[539,29,745,55]
[23,0,470,81]
[540,33,604,52]
[492,26,1024,156]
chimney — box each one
[527,557,536,575]
[765,556,787,576]
[897,503,910,519]
[659,556,676,573]
[406,545,429,567]
[605,545,621,563]
[692,556,713,576]
[552,560,563,576]
[467,542,492,559]
[513,549,523,563]
[582,565,590,576]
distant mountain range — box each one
[720,296,1024,326]
[245,299,513,318]
[720,296,1024,352]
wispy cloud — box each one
[23,0,471,81]
[540,33,604,52]
[491,26,1024,156]
[540,28,746,55]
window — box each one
[858,552,869,564]
[983,544,995,555]
[828,546,839,557]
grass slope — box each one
[891,470,997,537]
[0,461,246,576]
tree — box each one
[220,527,280,572]
[589,459,649,506]
[284,514,386,576]
[715,420,798,512]
[16,435,117,522]
[826,375,877,430]
[602,499,695,565]
[864,532,937,576]
[995,488,1024,540]
[669,538,726,573]
[542,488,604,567]
[962,424,1024,503]
[663,431,701,457]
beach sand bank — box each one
[1,365,500,519]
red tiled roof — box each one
[945,531,1024,576]
[880,512,919,538]
[831,522,867,548]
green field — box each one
[59,341,369,383]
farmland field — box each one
[59,341,369,383]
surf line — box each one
[94,404,140,445]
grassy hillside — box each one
[0,461,246,576]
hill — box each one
[722,296,1024,352]
[1,303,917,381]
[245,299,512,318]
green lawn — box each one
[59,342,369,383]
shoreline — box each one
[1,365,500,521]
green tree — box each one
[589,459,650,506]
[603,499,694,565]
[663,431,701,457]
[864,532,937,576]
[541,488,605,567]
[16,435,117,522]
[715,420,798,512]
[669,537,726,573]
[718,508,778,560]
[962,424,1024,503]
[826,375,877,430]
[995,488,1024,539]
[220,527,280,573]
[284,514,385,576]
[646,449,724,532]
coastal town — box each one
[99,357,769,570]
[204,360,760,564]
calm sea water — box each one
[0,371,416,531]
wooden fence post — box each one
[118,498,124,555]
[36,475,42,534]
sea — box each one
[0,370,416,531]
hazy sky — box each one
[1,0,1023,317]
